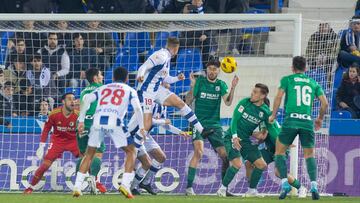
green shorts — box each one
[224,138,241,161]
[77,119,106,154]
[278,127,315,148]
[240,142,262,163]
[260,148,289,165]
[192,127,224,149]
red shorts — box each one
[44,139,80,161]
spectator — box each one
[85,21,115,69]
[5,38,29,68]
[37,98,50,120]
[118,0,147,13]
[4,54,27,93]
[356,0,360,16]
[338,16,360,68]
[0,69,5,89]
[0,81,17,118]
[14,79,35,117]
[68,33,97,87]
[336,63,360,118]
[87,0,121,13]
[204,0,249,13]
[37,32,70,93]
[23,0,55,13]
[305,23,338,70]
[179,0,212,69]
[161,0,191,13]
[55,0,86,13]
[56,21,73,48]
[146,0,173,13]
[26,54,52,98]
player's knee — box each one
[194,148,204,159]
[303,149,315,159]
[156,154,166,163]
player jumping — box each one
[24,93,80,194]
[269,56,328,200]
[73,67,145,199]
[136,37,213,147]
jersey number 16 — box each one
[294,85,312,106]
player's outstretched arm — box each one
[185,72,196,105]
[37,116,54,159]
[78,93,97,122]
[269,88,284,123]
[223,75,239,106]
[137,52,166,82]
[315,95,329,131]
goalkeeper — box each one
[185,60,238,196]
[76,68,107,194]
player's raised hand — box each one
[231,75,239,88]
[36,143,46,159]
[177,73,185,81]
[315,117,323,131]
[165,119,171,125]
[78,122,85,135]
[189,72,196,87]
[268,115,276,124]
[231,137,241,150]
[137,76,144,83]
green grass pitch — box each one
[1,194,359,203]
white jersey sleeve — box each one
[78,91,98,122]
[137,50,168,78]
[130,88,144,129]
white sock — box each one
[121,172,135,190]
[248,187,256,193]
[220,184,227,190]
[142,159,162,185]
[131,167,148,189]
[74,171,87,190]
[311,181,318,189]
[179,105,203,133]
[281,178,288,184]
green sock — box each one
[187,167,196,188]
[249,167,264,188]
[290,179,301,189]
[306,157,317,182]
[275,155,287,179]
[90,157,102,177]
[222,166,239,187]
[221,158,230,180]
[76,157,83,173]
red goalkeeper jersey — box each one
[40,107,79,143]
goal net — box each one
[0,14,340,195]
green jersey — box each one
[80,83,102,118]
[279,73,324,130]
[193,75,228,128]
[229,98,271,143]
[264,120,281,153]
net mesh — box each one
[0,16,343,194]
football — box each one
[221,56,237,73]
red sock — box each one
[30,162,51,186]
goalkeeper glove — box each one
[36,142,46,159]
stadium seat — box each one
[124,32,151,53]
[176,48,202,72]
[250,0,283,10]
[0,32,14,65]
[114,47,139,72]
[331,110,352,119]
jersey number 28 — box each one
[99,88,125,105]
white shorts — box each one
[88,126,131,149]
[141,86,173,114]
[137,135,161,157]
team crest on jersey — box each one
[215,86,220,91]
[259,112,264,118]
[69,122,74,127]
[200,92,206,98]
[238,105,244,113]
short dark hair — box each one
[264,97,270,107]
[15,38,25,45]
[255,83,269,96]
[292,56,306,71]
[113,67,128,83]
[61,92,75,101]
[3,81,14,88]
[206,60,221,68]
[19,79,32,91]
[167,37,180,47]
[86,68,100,83]
[14,54,26,63]
[73,33,83,40]
[48,32,57,38]
[0,69,3,74]
[32,53,42,61]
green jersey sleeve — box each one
[193,77,201,98]
[315,83,325,97]
[279,76,288,91]
[220,80,229,96]
[230,99,246,138]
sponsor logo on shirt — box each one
[200,92,219,100]
[238,105,244,113]
[259,112,264,118]
[242,112,262,125]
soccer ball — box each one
[221,56,237,73]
